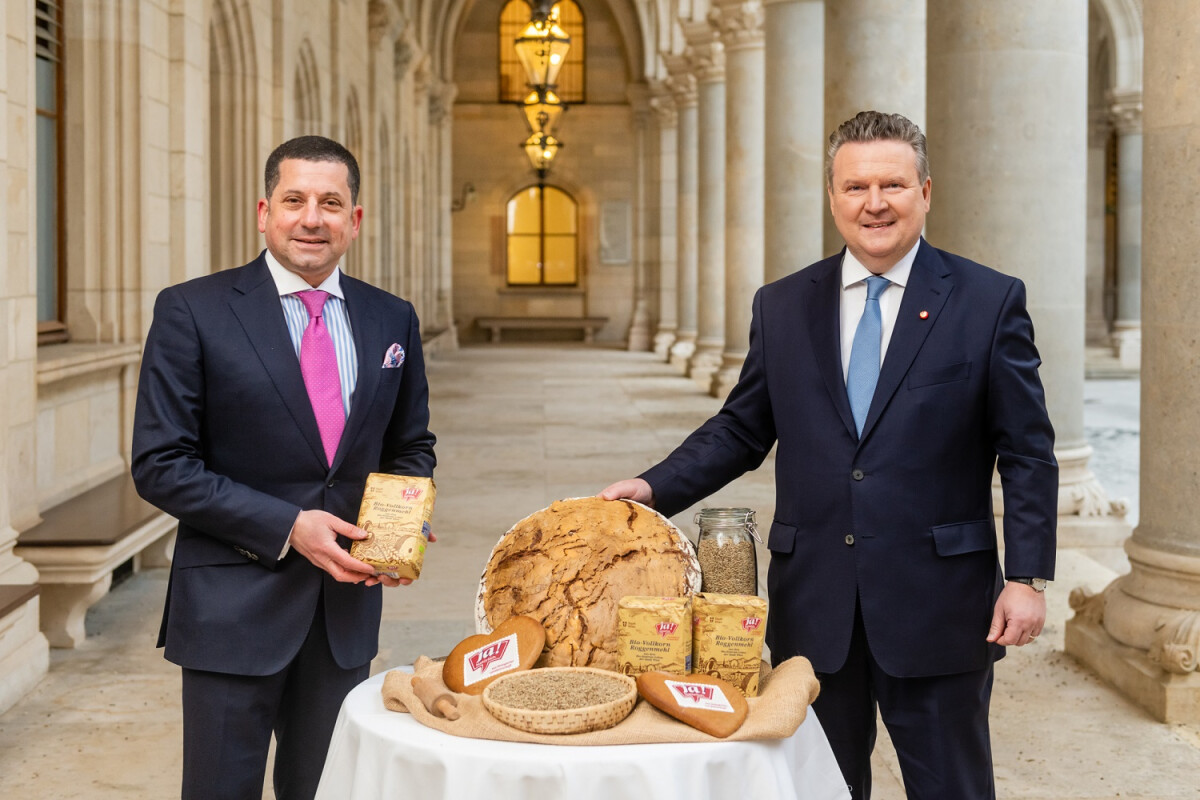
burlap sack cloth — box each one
[381,655,820,745]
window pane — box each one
[551,1,585,104]
[543,235,577,284]
[506,187,542,235]
[36,58,56,112]
[543,186,576,234]
[36,112,58,322]
[498,0,530,103]
[507,235,543,284]
[500,0,585,104]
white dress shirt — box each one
[264,249,358,416]
[839,240,921,382]
[263,250,359,556]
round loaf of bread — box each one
[476,497,701,671]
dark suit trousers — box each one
[812,603,996,800]
[180,597,368,800]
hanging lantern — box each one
[513,13,571,89]
[521,87,565,135]
[522,132,561,174]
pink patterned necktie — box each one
[297,290,345,465]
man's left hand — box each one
[986,581,1047,646]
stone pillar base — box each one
[669,335,697,371]
[0,595,50,715]
[1112,323,1141,370]
[687,346,723,391]
[1065,613,1200,722]
[1055,514,1134,548]
[711,353,745,399]
[995,442,1132,547]
[653,329,677,359]
[1066,541,1200,722]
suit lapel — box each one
[859,239,954,441]
[805,252,859,439]
[229,257,329,469]
[334,275,384,472]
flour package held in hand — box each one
[350,474,435,580]
[616,595,692,676]
[691,592,768,697]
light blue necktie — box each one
[847,276,890,435]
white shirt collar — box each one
[263,249,346,299]
[840,238,922,290]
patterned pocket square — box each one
[382,343,405,368]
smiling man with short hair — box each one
[133,135,436,799]
[603,111,1057,799]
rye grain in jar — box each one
[694,507,760,596]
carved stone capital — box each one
[650,94,678,127]
[394,32,420,80]
[413,55,433,95]
[682,21,725,82]
[648,81,678,126]
[367,0,398,49]
[686,42,725,83]
[709,1,766,50]
[429,81,458,125]
[663,53,698,106]
[1088,105,1113,148]
[1108,88,1143,135]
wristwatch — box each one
[1008,577,1048,593]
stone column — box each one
[684,24,727,390]
[926,0,1129,544]
[1066,2,1200,723]
[627,90,654,352]
[711,1,765,399]
[764,0,825,283]
[823,0,926,256]
[667,64,700,370]
[1109,89,1142,370]
[651,88,680,358]
[1084,106,1112,346]
[431,80,459,347]
[0,0,50,715]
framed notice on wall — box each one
[599,200,632,265]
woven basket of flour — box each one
[476,497,701,671]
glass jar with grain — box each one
[694,507,760,596]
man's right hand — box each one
[290,509,391,585]
[598,478,655,506]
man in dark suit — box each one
[602,111,1056,799]
[132,135,436,799]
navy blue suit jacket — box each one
[131,253,436,675]
[643,240,1057,678]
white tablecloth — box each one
[316,670,850,800]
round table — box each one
[316,670,850,800]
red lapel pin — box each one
[919,310,929,320]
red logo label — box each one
[741,617,762,632]
[671,683,715,701]
[467,639,510,672]
[401,487,423,501]
[655,621,678,637]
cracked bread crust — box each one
[477,497,701,671]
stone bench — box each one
[476,316,609,344]
[15,474,176,647]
